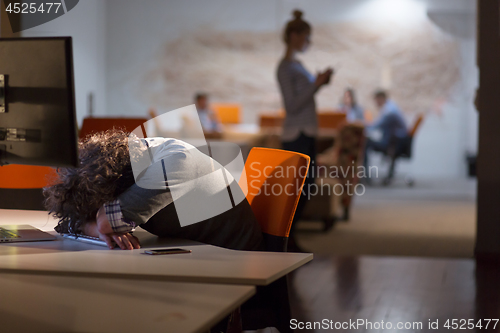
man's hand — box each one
[96,206,141,250]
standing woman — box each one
[277,10,333,250]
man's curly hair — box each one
[44,129,141,234]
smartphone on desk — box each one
[143,248,192,255]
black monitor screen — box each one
[0,37,78,167]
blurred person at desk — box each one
[195,92,222,138]
[277,9,333,251]
[339,88,365,123]
[44,130,263,251]
[364,90,408,179]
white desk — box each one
[0,209,313,285]
[0,273,254,333]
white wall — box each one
[104,0,283,117]
[21,0,107,126]
[401,2,478,178]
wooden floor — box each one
[297,179,476,258]
[288,256,500,332]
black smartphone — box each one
[143,248,192,255]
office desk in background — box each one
[0,273,254,333]
[0,209,313,285]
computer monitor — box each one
[0,37,78,167]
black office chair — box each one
[383,114,424,186]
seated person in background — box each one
[44,129,263,251]
[338,88,365,123]
[364,89,408,173]
[194,92,222,135]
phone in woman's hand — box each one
[324,68,334,84]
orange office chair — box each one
[211,103,241,124]
[0,165,58,210]
[239,147,310,252]
[238,147,310,333]
[409,114,424,137]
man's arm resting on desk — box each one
[93,207,141,250]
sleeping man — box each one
[44,129,263,251]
